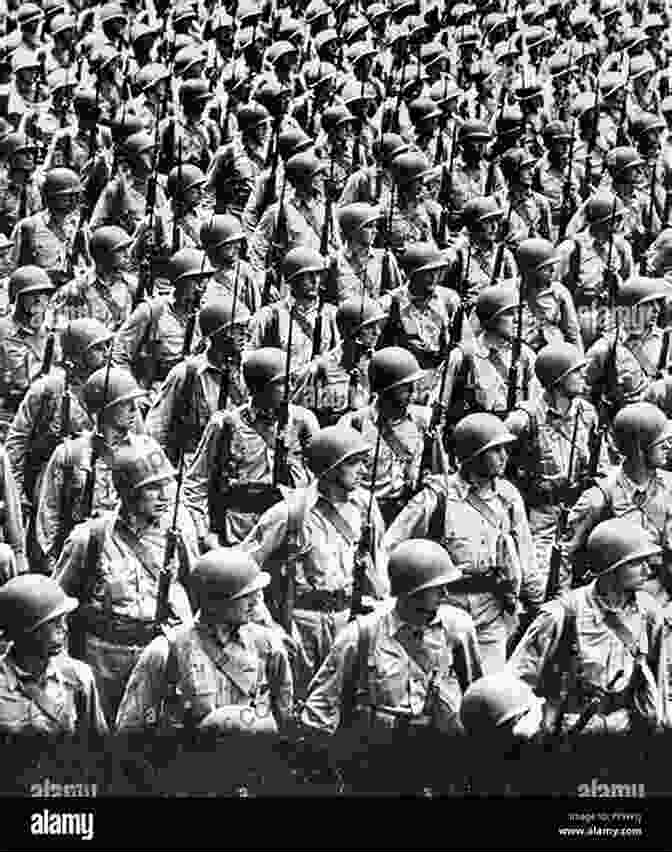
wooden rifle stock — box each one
[272,306,294,488]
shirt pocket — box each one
[0,689,31,733]
[370,646,407,707]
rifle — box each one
[506,282,525,412]
[54,357,76,559]
[80,350,113,520]
[437,120,459,247]
[89,69,101,159]
[312,155,336,361]
[387,40,408,136]
[490,202,513,286]
[557,117,577,241]
[272,305,294,488]
[349,414,383,621]
[566,669,625,735]
[261,174,288,306]
[545,404,581,601]
[485,84,508,195]
[656,326,671,379]
[155,450,186,628]
[580,75,600,201]
[378,182,397,294]
[638,159,658,273]
[171,137,184,255]
[22,334,57,510]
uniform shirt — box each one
[385,471,544,614]
[340,402,430,503]
[0,653,108,738]
[504,189,553,245]
[338,165,394,209]
[301,600,482,735]
[509,583,668,728]
[49,270,136,333]
[45,127,114,177]
[388,198,442,254]
[0,176,42,238]
[243,484,389,601]
[521,281,583,353]
[334,245,403,302]
[0,445,26,572]
[53,505,197,626]
[115,618,293,734]
[184,402,319,545]
[446,154,505,215]
[584,331,652,409]
[201,261,262,316]
[557,229,633,305]
[0,317,50,415]
[449,237,517,311]
[466,330,541,414]
[146,352,248,461]
[9,209,80,279]
[89,173,170,240]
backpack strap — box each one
[340,614,376,729]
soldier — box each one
[499,147,553,246]
[200,214,262,316]
[49,226,135,332]
[45,88,113,181]
[243,425,389,692]
[184,346,318,549]
[160,79,220,175]
[535,120,583,242]
[386,151,442,253]
[52,438,198,721]
[339,347,430,526]
[9,167,83,286]
[146,294,251,466]
[516,238,583,354]
[112,248,212,399]
[163,164,209,253]
[205,103,262,219]
[0,133,42,240]
[116,547,293,736]
[250,248,339,382]
[315,103,356,203]
[300,539,482,792]
[510,518,668,734]
[505,342,606,595]
[35,367,146,574]
[385,412,543,673]
[561,402,672,589]
[0,265,55,439]
[338,132,408,209]
[0,575,108,738]
[334,202,403,303]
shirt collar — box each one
[389,605,442,637]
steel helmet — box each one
[0,574,77,638]
[166,164,206,199]
[282,247,324,282]
[542,120,572,145]
[2,132,36,160]
[89,226,132,264]
[303,61,337,90]
[534,342,586,388]
[495,106,524,138]
[401,242,450,278]
[336,296,387,338]
[475,284,520,327]
[586,519,662,576]
[369,346,424,394]
[630,112,666,141]
[306,425,371,477]
[174,45,206,78]
[429,79,463,108]
[585,192,625,225]
[99,1,125,25]
[612,402,672,454]
[337,203,382,238]
[243,347,286,391]
[320,104,356,136]
[166,248,215,285]
[617,276,668,308]
[606,146,645,177]
[200,214,246,250]
[236,101,271,133]
[599,71,627,100]
[266,40,299,66]
[192,548,270,601]
[453,413,516,463]
[112,439,176,495]
[47,67,77,94]
[630,54,656,80]
[388,539,461,597]
[199,295,251,338]
[9,266,54,303]
[516,238,559,274]
[459,119,491,143]
[278,127,314,161]
[83,367,146,414]
[178,78,211,105]
[284,151,323,185]
[134,63,170,94]
[43,168,82,197]
[408,96,443,126]
[11,48,40,74]
[16,2,43,26]
[61,318,113,363]
[376,133,411,164]
[462,196,503,230]
[500,147,537,181]
[391,151,433,187]
[122,130,156,161]
[461,673,539,735]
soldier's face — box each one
[410,268,439,300]
[480,444,509,477]
[356,321,381,350]
[211,240,241,267]
[132,478,175,522]
[332,453,368,492]
[16,68,38,89]
[21,292,49,328]
[292,270,321,300]
[251,121,269,146]
[84,338,112,371]
[560,366,585,397]
[108,245,130,273]
[493,308,516,339]
[402,584,445,624]
[103,399,136,435]
[21,614,68,660]
[384,381,414,408]
[13,150,35,172]
[253,380,285,415]
[647,439,671,468]
[203,587,262,626]
[479,218,500,242]
[351,221,377,249]
[183,185,203,210]
[614,557,653,591]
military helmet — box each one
[542,120,572,145]
[391,151,433,187]
[500,147,537,181]
[475,284,519,327]
[462,196,503,230]
[99,1,125,25]
[535,342,586,388]
[586,519,661,576]
[337,203,382,238]
[376,133,410,164]
[606,146,644,177]
[17,2,43,25]
[2,132,36,160]
[62,318,113,363]
[47,67,77,94]
[199,295,251,338]
[617,276,668,308]
[429,78,463,108]
[495,106,524,137]
[200,214,246,249]
[165,248,214,285]
[453,413,516,463]
[112,440,176,494]
[236,101,271,133]
[166,164,206,198]
[83,366,145,414]
[134,63,171,94]
[630,54,656,80]
[408,96,443,126]
[243,347,286,391]
[369,346,424,394]
[320,104,356,136]
[122,130,156,161]
[459,119,491,143]
[284,151,323,185]
[11,48,40,74]
[174,45,206,78]
[584,192,625,226]
[282,247,324,282]
[388,539,461,598]
[630,112,666,140]
[305,0,331,25]
[278,127,314,161]
[345,40,377,66]
[73,88,102,118]
[9,266,55,303]
[89,226,132,264]
[600,71,627,99]
[43,168,82,197]
[307,425,370,478]
[192,548,270,602]
[266,40,299,66]
[179,78,211,105]
[336,296,387,338]
[303,61,337,90]
[612,402,672,454]
[461,673,539,735]
[516,238,559,274]
[0,575,77,637]
[401,242,450,278]
[548,53,576,79]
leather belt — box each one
[447,571,502,595]
[295,589,351,613]
[79,605,159,647]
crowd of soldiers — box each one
[0,0,671,797]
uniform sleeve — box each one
[34,440,68,570]
[51,522,92,597]
[383,485,439,558]
[300,620,360,735]
[507,602,566,691]
[266,634,294,732]
[242,500,291,569]
[111,300,153,374]
[115,635,171,734]
[560,484,609,581]
[0,446,25,572]
[145,364,185,455]
[511,489,543,609]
